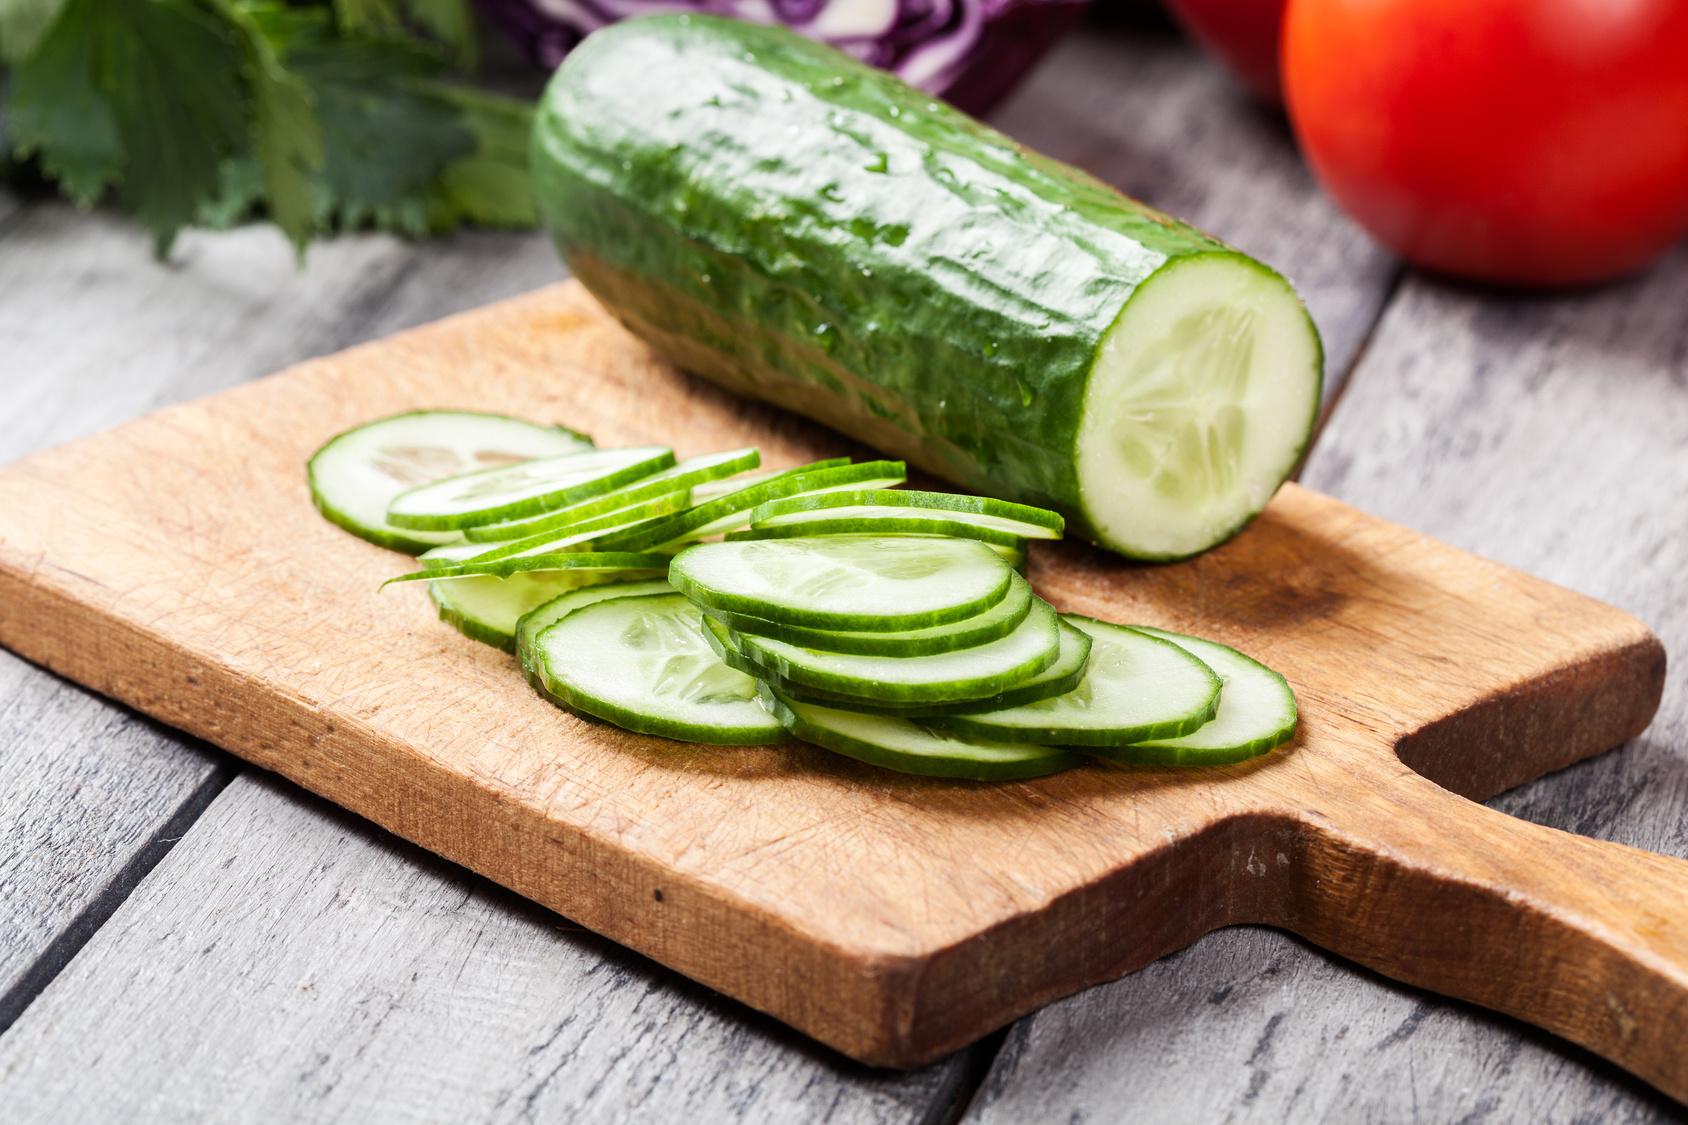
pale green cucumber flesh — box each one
[729,515,1026,549]
[701,570,1035,657]
[671,535,1012,633]
[929,615,1220,745]
[603,460,907,552]
[533,15,1323,563]
[718,598,1061,704]
[759,685,1082,781]
[515,578,677,683]
[465,485,688,545]
[531,593,785,744]
[1096,626,1297,765]
[429,570,638,652]
[751,490,1062,538]
[688,460,847,504]
[308,411,593,553]
[387,446,675,530]
[775,616,1092,717]
[464,448,760,542]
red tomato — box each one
[1161,0,1288,103]
[1282,0,1688,286]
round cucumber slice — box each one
[729,516,1028,549]
[927,615,1221,746]
[386,551,673,586]
[759,685,1082,781]
[687,460,847,504]
[429,570,638,653]
[602,460,907,552]
[308,411,594,553]
[771,617,1093,717]
[464,448,760,542]
[751,490,1063,539]
[514,578,676,682]
[387,445,675,531]
[467,496,691,563]
[715,598,1062,704]
[1076,254,1323,561]
[672,535,1013,633]
[700,570,1035,657]
[1098,626,1297,765]
[531,593,786,744]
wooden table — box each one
[2,15,1685,1123]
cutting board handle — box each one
[1283,772,1688,1102]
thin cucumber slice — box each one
[429,570,638,652]
[701,571,1035,657]
[673,535,1012,633]
[711,598,1061,704]
[759,685,1082,780]
[387,551,673,585]
[420,540,500,569]
[729,515,1028,549]
[464,448,761,542]
[466,496,690,563]
[1097,626,1297,765]
[531,593,786,744]
[308,411,594,553]
[751,490,1063,539]
[688,459,846,504]
[927,615,1220,746]
[774,617,1093,717]
[514,578,676,682]
[387,445,675,530]
[601,460,907,552]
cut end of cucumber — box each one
[1078,253,1323,561]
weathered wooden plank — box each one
[965,247,1688,1122]
[0,771,978,1125]
[0,205,565,1027]
[987,21,1399,397]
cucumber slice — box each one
[465,495,691,563]
[463,448,760,542]
[927,615,1221,746]
[751,490,1063,539]
[419,540,501,569]
[387,551,673,585]
[601,460,907,553]
[308,411,594,553]
[1097,626,1297,765]
[701,570,1035,657]
[688,460,846,504]
[773,616,1093,717]
[514,578,676,682]
[530,593,786,744]
[387,445,675,530]
[709,597,1061,704]
[759,685,1082,781]
[429,570,642,652]
[672,535,1012,633]
[729,516,1028,549]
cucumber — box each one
[386,551,674,585]
[927,615,1221,745]
[429,570,646,652]
[532,15,1324,561]
[701,569,1035,657]
[1098,626,1297,765]
[463,448,760,542]
[530,593,786,744]
[750,490,1062,539]
[773,615,1092,716]
[705,597,1061,704]
[387,446,675,531]
[601,460,907,552]
[759,684,1083,780]
[672,535,1012,632]
[730,516,1024,550]
[514,578,676,682]
[308,411,594,553]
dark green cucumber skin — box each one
[531,15,1282,546]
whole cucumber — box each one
[532,14,1322,560]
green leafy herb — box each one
[1,0,534,257]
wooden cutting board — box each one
[1,282,1680,1098]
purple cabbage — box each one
[477,0,1086,114]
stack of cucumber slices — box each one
[309,410,1298,780]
